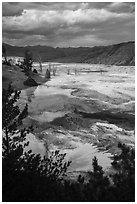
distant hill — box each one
[2,41,135,66]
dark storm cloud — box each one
[2,2,23,16]
[2,2,87,16]
[2,2,135,47]
[3,2,134,15]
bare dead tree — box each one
[48,63,51,72]
[53,65,57,76]
[38,55,42,72]
[74,67,77,75]
[67,66,70,75]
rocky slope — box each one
[2,65,47,90]
[3,41,135,66]
[83,41,135,66]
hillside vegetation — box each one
[3,41,135,66]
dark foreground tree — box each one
[111,142,135,201]
[2,84,71,202]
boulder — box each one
[33,68,38,73]
[23,76,38,87]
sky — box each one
[2,2,135,47]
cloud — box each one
[2,3,23,16]
[2,2,87,16]
[2,2,135,47]
[107,2,135,13]
[3,7,133,33]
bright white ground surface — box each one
[20,63,135,172]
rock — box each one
[33,68,38,73]
[23,76,38,87]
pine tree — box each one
[2,84,71,201]
[23,50,33,75]
[111,143,135,201]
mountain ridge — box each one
[2,41,135,66]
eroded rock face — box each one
[23,76,38,87]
